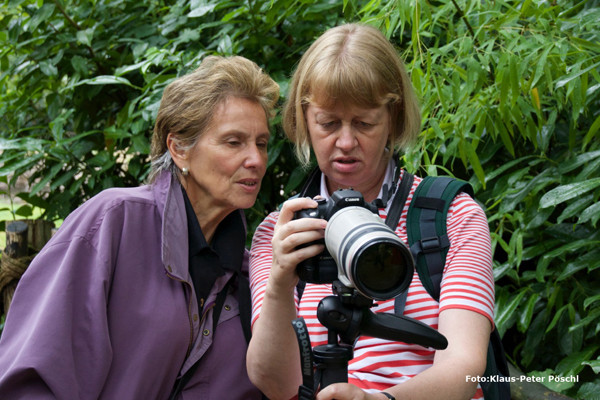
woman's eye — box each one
[320,121,337,128]
[357,121,374,128]
[227,140,241,146]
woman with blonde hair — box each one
[247,24,494,400]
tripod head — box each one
[319,281,448,348]
[293,281,447,399]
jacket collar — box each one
[153,171,189,280]
[182,187,246,274]
[153,171,248,281]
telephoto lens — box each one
[325,207,414,300]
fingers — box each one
[275,217,325,248]
[272,221,326,268]
[275,197,327,248]
[269,197,328,289]
[277,197,321,224]
[315,382,370,400]
[274,235,325,269]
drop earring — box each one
[181,167,189,176]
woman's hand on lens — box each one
[269,197,327,292]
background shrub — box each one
[1,0,598,397]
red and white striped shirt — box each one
[250,172,494,399]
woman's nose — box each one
[244,144,267,169]
[336,123,357,150]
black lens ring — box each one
[351,238,413,300]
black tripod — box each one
[294,281,448,399]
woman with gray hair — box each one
[0,55,278,399]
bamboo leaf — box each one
[582,114,600,150]
[557,194,593,223]
[465,140,485,186]
[531,45,553,89]
[584,294,600,309]
[0,154,44,176]
[556,346,600,376]
[559,150,600,174]
[496,120,515,157]
[539,178,600,208]
[28,4,56,32]
[556,60,600,89]
[536,239,592,282]
[499,66,510,112]
[30,164,62,196]
[531,87,541,111]
[496,290,527,336]
[188,4,216,17]
[578,202,600,226]
[509,54,519,106]
[518,293,539,332]
[557,260,590,281]
[546,304,567,334]
[70,76,140,90]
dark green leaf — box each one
[496,289,527,337]
[518,293,539,332]
[540,178,600,208]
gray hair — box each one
[148,55,279,182]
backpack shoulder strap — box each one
[405,176,473,301]
[397,177,511,399]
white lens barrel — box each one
[325,207,413,300]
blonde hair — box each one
[149,55,280,182]
[282,23,421,166]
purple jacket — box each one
[0,171,261,399]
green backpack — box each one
[392,172,511,400]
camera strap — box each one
[383,170,415,314]
[377,153,403,209]
[169,278,232,400]
[385,170,414,231]
[292,317,317,400]
[298,166,322,198]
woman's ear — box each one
[166,132,187,170]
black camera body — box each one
[295,189,379,221]
[294,189,378,285]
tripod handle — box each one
[361,309,448,350]
[318,295,447,349]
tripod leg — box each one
[313,344,353,389]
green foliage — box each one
[0,0,351,222]
[1,0,173,219]
[358,1,600,398]
[1,0,599,397]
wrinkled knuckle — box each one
[286,234,303,248]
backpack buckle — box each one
[419,236,442,254]
[419,235,449,254]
